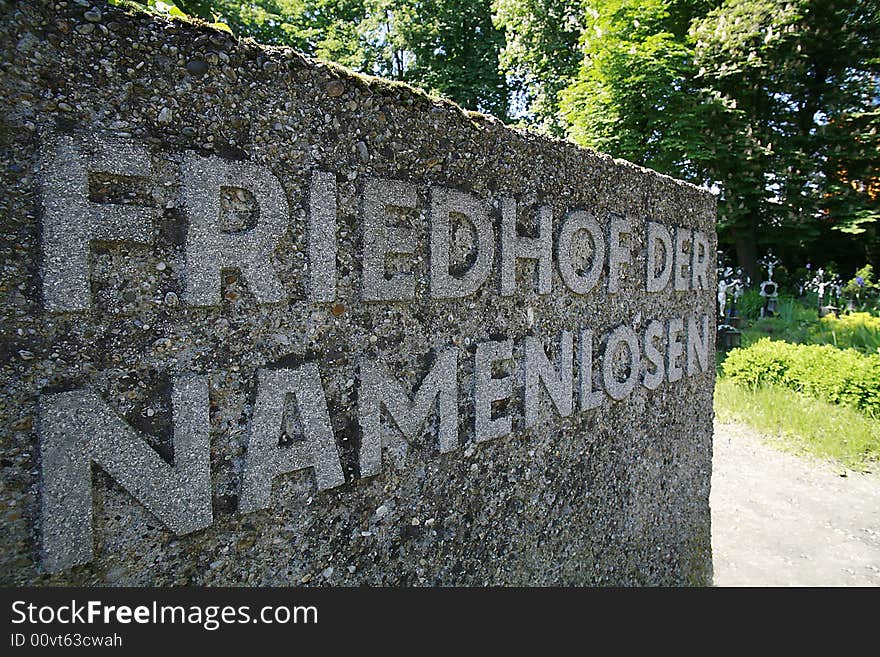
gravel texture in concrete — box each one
[0,1,716,585]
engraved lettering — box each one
[687,314,710,376]
[308,171,338,302]
[667,317,685,383]
[557,211,605,295]
[578,328,605,410]
[673,227,692,292]
[602,325,641,401]
[40,136,154,312]
[362,177,419,301]
[607,215,632,294]
[430,186,494,299]
[474,339,513,442]
[646,221,673,293]
[38,376,212,573]
[500,199,552,296]
[691,231,710,291]
[358,348,459,477]
[181,154,289,306]
[524,330,573,427]
[642,320,665,390]
[239,364,345,514]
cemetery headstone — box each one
[0,2,717,585]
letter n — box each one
[524,331,573,427]
[358,348,458,477]
[38,376,212,572]
[687,314,710,375]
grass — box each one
[718,295,880,470]
[714,377,880,472]
[740,296,816,347]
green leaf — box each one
[208,21,233,34]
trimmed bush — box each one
[721,338,880,416]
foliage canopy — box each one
[141,0,879,278]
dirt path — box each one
[711,420,880,586]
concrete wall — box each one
[0,1,716,585]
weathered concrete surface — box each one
[0,1,716,585]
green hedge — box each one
[721,338,880,416]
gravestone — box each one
[0,1,717,585]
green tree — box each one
[559,0,879,279]
[820,106,880,267]
[687,0,804,279]
[174,0,509,117]
[559,0,718,176]
[493,0,584,133]
[690,0,880,277]
[402,0,509,117]
[175,0,368,59]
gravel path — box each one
[711,420,880,586]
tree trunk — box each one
[734,228,759,286]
